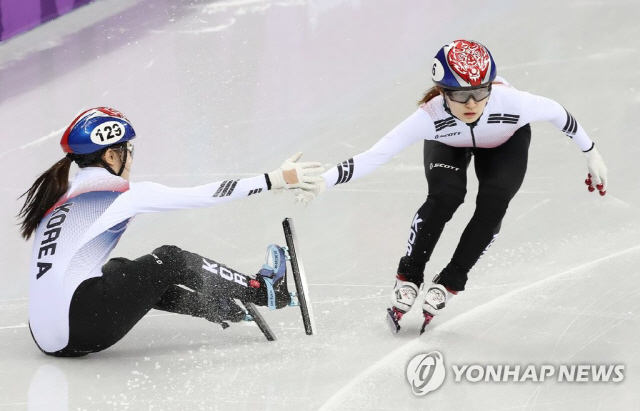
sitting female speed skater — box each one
[18,107,324,356]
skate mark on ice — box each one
[309,283,391,288]
[313,294,386,305]
[522,385,544,411]
[0,127,65,158]
[499,48,634,72]
[20,127,67,150]
[515,198,550,221]
[565,318,626,362]
[0,324,28,330]
[0,298,28,303]
[550,274,640,362]
[318,243,640,411]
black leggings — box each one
[398,124,531,292]
[49,245,265,357]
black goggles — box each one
[444,85,492,103]
[121,142,134,159]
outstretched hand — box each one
[293,177,327,206]
[584,148,607,196]
[268,152,325,191]
[281,152,325,190]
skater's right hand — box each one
[293,177,326,206]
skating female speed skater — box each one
[294,39,608,332]
[18,107,324,356]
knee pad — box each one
[421,190,466,222]
[474,187,511,225]
[429,186,466,208]
[150,245,185,268]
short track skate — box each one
[242,301,277,341]
[283,217,316,336]
[419,312,434,336]
[386,307,404,334]
[240,218,316,341]
[386,308,435,336]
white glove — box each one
[294,177,327,206]
[583,147,607,196]
[267,152,325,190]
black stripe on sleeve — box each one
[582,142,595,153]
[223,180,238,196]
[264,173,272,190]
[213,180,238,198]
[562,109,577,136]
[336,158,355,185]
[213,182,226,197]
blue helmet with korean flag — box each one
[431,40,497,90]
[60,107,136,155]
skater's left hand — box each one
[584,147,607,196]
[268,152,325,191]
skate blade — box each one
[419,312,434,336]
[386,308,401,334]
[243,302,277,341]
[283,218,316,336]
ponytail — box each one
[18,157,72,240]
[418,86,443,106]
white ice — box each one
[1,0,639,410]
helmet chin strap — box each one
[442,98,452,116]
[116,148,128,176]
[100,147,128,176]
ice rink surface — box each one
[1,0,639,409]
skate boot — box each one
[386,275,420,333]
[420,283,455,335]
[255,244,290,310]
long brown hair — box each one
[17,144,127,240]
[418,85,444,106]
[18,157,73,240]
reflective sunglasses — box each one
[444,85,492,104]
